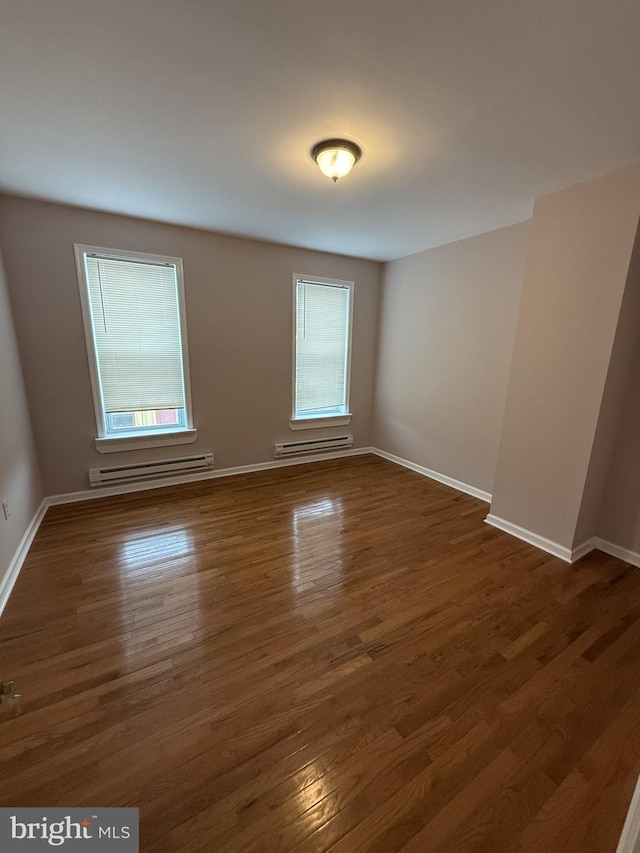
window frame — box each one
[290,274,354,431]
[74,243,196,453]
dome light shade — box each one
[311,138,362,182]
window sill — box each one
[289,414,352,431]
[95,428,198,454]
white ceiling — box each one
[1,0,639,261]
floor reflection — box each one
[294,760,330,819]
[118,525,195,578]
[116,525,202,660]
[291,496,344,588]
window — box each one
[292,275,353,429]
[75,245,195,452]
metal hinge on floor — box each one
[0,679,22,716]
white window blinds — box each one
[295,279,352,418]
[84,254,186,413]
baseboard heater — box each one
[89,453,214,487]
[274,435,353,458]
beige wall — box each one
[0,196,381,496]
[372,222,529,494]
[490,163,640,549]
[573,227,640,547]
[597,298,640,553]
[0,243,43,578]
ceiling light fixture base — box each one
[311,138,362,182]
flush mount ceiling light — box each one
[311,138,362,182]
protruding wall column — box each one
[489,163,640,555]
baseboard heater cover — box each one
[274,435,354,458]
[89,453,214,486]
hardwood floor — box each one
[1,454,639,852]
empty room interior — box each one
[3,1,640,850]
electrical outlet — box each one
[2,501,9,521]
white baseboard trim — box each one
[484,513,573,562]
[568,538,640,566]
[571,537,598,562]
[371,448,491,503]
[483,522,640,567]
[0,498,48,619]
[46,447,375,506]
[593,539,640,568]
[617,773,640,853]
